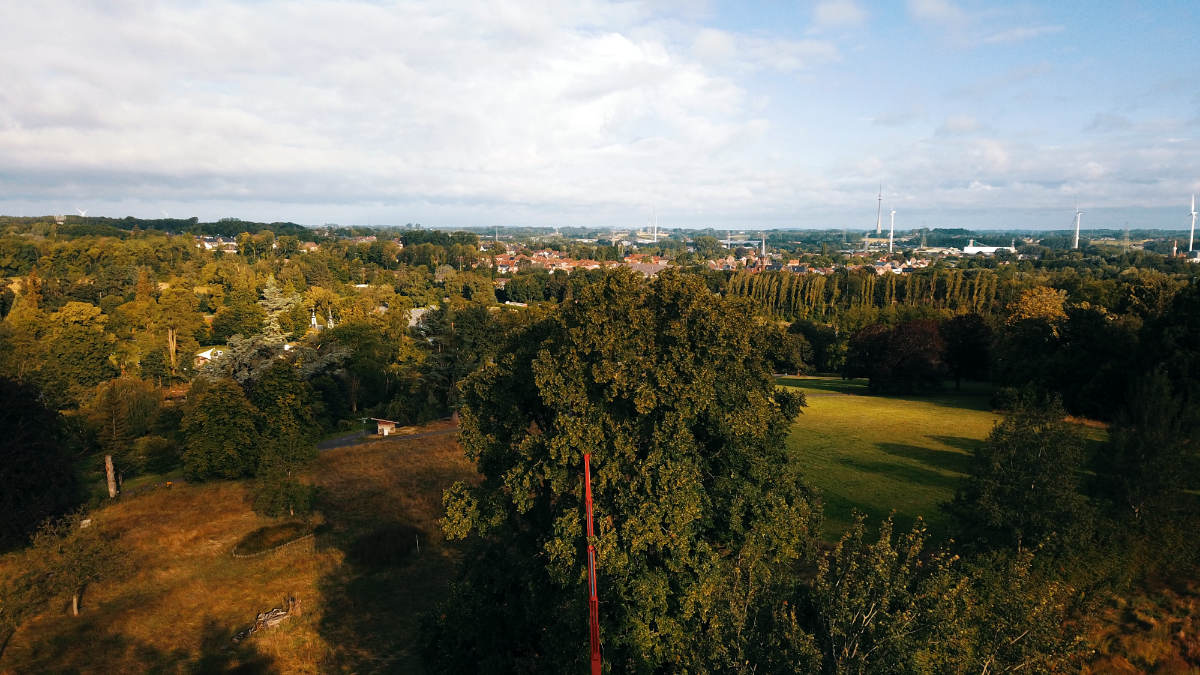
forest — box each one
[0,215,1197,672]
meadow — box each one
[779,376,1107,541]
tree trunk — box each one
[167,327,178,375]
[71,591,80,617]
[105,455,118,499]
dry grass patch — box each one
[0,423,476,675]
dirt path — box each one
[317,425,459,451]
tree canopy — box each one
[429,268,815,672]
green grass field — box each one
[780,376,1109,541]
[781,376,1002,541]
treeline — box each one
[726,261,1186,324]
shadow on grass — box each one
[836,456,962,492]
[315,517,437,673]
[779,377,996,411]
[777,377,868,395]
[314,437,473,674]
[876,440,974,475]
[927,434,986,453]
[9,617,276,674]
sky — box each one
[1,0,1198,230]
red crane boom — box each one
[584,453,601,675]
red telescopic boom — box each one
[584,453,601,675]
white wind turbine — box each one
[1189,195,1196,253]
[76,207,88,218]
[1072,205,1084,250]
[889,208,896,253]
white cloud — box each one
[0,1,1193,227]
[907,0,966,27]
[981,24,1064,45]
[691,28,839,73]
[813,0,867,29]
[0,1,790,218]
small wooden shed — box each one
[371,418,399,436]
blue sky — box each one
[0,0,1196,230]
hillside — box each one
[0,421,472,674]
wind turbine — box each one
[874,184,883,236]
[1189,195,1196,253]
[1072,204,1084,250]
[76,207,88,218]
[889,208,896,253]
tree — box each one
[944,397,1094,552]
[845,320,946,393]
[1094,368,1198,523]
[411,302,495,418]
[44,301,118,402]
[939,313,991,389]
[210,295,265,343]
[763,323,812,375]
[802,516,1082,674]
[26,513,123,617]
[180,378,262,479]
[156,286,203,378]
[791,319,845,374]
[803,516,967,673]
[247,362,318,517]
[692,234,724,259]
[258,277,301,339]
[1006,286,1067,326]
[427,268,816,672]
[0,378,80,552]
[84,376,162,467]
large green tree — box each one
[428,269,816,672]
[247,362,318,516]
[944,397,1094,552]
[180,378,261,479]
[0,378,80,552]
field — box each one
[779,376,1107,540]
[0,419,472,674]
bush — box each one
[252,471,316,518]
[123,435,177,475]
[990,386,1020,411]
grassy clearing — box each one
[0,419,474,674]
[779,376,1106,541]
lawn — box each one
[780,376,1109,541]
[783,376,1003,541]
